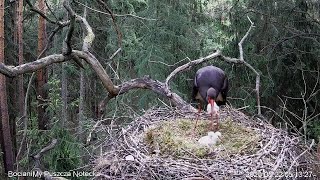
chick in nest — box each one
[198,131,222,147]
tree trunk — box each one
[17,0,24,116]
[61,62,68,126]
[15,0,25,170]
[78,63,85,141]
[0,0,15,173]
[36,0,48,130]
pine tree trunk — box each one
[17,0,24,116]
[36,0,48,130]
[15,0,25,170]
[0,0,15,173]
[61,62,68,126]
[78,65,85,141]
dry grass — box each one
[143,117,261,158]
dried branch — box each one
[220,16,261,115]
[164,51,221,92]
[62,0,75,55]
[287,139,315,173]
[108,47,122,60]
[117,76,193,109]
[33,139,58,168]
[149,57,189,67]
[31,139,64,180]
[25,0,67,26]
[75,0,157,21]
[78,15,95,52]
[0,54,68,77]
[62,0,86,68]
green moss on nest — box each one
[143,117,261,158]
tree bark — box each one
[36,0,48,130]
[78,6,87,141]
[17,0,24,116]
[61,62,68,126]
[0,0,15,173]
[15,0,25,172]
[78,64,85,141]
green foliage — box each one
[25,124,85,179]
[47,76,63,119]
[309,121,320,143]
[46,128,83,173]
[227,0,320,138]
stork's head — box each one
[206,88,217,103]
[206,88,218,114]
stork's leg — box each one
[192,102,202,136]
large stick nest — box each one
[93,107,319,179]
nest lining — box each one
[94,107,318,180]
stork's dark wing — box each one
[220,76,229,105]
[191,76,199,101]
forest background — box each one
[0,0,319,176]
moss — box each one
[143,117,261,158]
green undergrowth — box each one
[143,117,261,158]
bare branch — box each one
[308,62,320,102]
[31,139,64,180]
[149,57,189,67]
[77,16,95,52]
[287,139,315,173]
[25,0,67,26]
[74,0,157,21]
[62,0,76,55]
[33,139,58,165]
[164,51,221,92]
[239,16,255,60]
[0,54,68,77]
[117,76,193,109]
[231,16,261,115]
[108,47,122,60]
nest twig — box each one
[94,107,319,179]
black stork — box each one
[192,65,228,132]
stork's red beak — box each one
[208,98,214,114]
[208,97,216,131]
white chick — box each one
[125,155,135,161]
[206,102,220,114]
[198,131,222,147]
